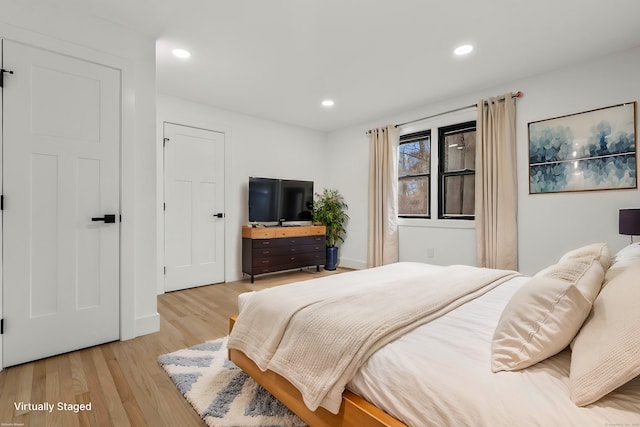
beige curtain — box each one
[475,94,518,270]
[368,125,400,267]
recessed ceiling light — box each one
[172,48,191,59]
[454,44,473,56]
[321,99,335,107]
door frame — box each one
[157,118,231,295]
[0,29,142,369]
[0,40,4,369]
[163,122,226,291]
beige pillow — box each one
[534,256,606,303]
[491,256,605,372]
[570,261,640,406]
[558,242,611,270]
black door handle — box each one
[214,213,225,218]
[92,214,116,223]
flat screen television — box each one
[248,177,280,224]
[248,177,314,226]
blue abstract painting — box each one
[529,103,637,194]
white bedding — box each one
[236,266,640,426]
[230,262,517,413]
[348,276,640,427]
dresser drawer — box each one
[252,252,325,268]
[252,235,324,249]
[251,252,322,268]
[252,243,324,257]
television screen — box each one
[248,177,280,223]
[279,179,313,222]
[248,177,314,225]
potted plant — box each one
[312,188,349,270]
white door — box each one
[164,123,225,291]
[2,40,121,367]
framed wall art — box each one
[529,102,637,194]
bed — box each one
[228,243,640,426]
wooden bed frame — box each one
[229,317,407,427]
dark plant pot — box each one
[325,246,339,271]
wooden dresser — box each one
[241,225,326,283]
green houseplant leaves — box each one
[312,188,349,248]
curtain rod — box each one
[396,91,523,128]
[366,91,523,134]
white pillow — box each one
[491,256,605,372]
[604,243,640,286]
[612,242,640,264]
[570,261,640,406]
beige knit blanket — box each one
[228,262,518,413]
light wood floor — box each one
[0,267,348,427]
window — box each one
[398,131,431,218]
[438,121,476,219]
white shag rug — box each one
[158,336,307,427]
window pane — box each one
[399,138,430,177]
[443,175,475,216]
[399,176,429,216]
[443,130,475,172]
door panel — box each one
[31,65,101,142]
[2,40,121,367]
[164,123,225,291]
[77,158,102,309]
[30,153,59,318]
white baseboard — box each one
[135,312,160,337]
[338,257,366,270]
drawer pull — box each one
[262,250,270,254]
[290,257,296,261]
[262,260,270,264]
[261,241,271,245]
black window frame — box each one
[398,130,431,219]
[438,121,477,220]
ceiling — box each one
[35,1,640,131]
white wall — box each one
[157,94,329,290]
[328,47,640,275]
[0,2,158,341]
[516,48,640,274]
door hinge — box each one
[0,68,14,88]
[163,202,166,211]
[164,266,167,275]
[1,318,4,335]
[1,194,3,210]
